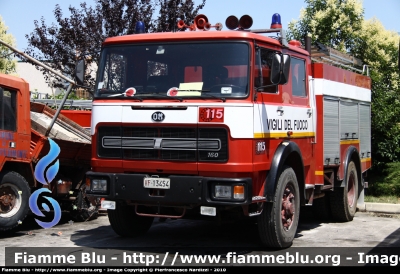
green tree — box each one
[154,0,206,32]
[288,0,400,171]
[24,0,205,90]
[352,19,400,169]
[287,0,364,51]
[0,15,17,74]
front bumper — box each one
[86,171,252,206]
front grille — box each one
[97,126,228,162]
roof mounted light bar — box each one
[249,28,288,47]
[224,13,288,47]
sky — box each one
[0,0,399,51]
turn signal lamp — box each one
[233,185,245,199]
[271,13,282,29]
[135,21,145,33]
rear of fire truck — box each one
[86,13,370,249]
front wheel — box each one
[108,204,154,237]
[330,161,358,222]
[257,166,300,248]
[0,171,31,231]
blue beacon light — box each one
[135,21,145,33]
[270,13,282,29]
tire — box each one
[257,166,300,248]
[108,204,154,237]
[70,189,99,222]
[0,171,31,231]
[329,161,358,222]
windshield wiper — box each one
[135,93,184,102]
[199,94,226,102]
[255,84,277,92]
[177,90,226,102]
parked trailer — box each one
[0,40,97,231]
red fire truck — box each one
[86,13,371,248]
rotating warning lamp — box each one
[271,13,282,29]
[135,21,145,33]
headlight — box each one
[215,185,232,198]
[214,184,245,200]
[91,179,108,192]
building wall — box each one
[15,61,63,98]
[16,61,95,99]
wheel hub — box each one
[347,172,356,207]
[282,187,295,229]
[0,185,19,215]
[0,194,13,206]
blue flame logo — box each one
[29,138,62,229]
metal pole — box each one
[0,39,79,136]
[0,39,75,84]
[45,83,74,137]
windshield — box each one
[95,42,250,99]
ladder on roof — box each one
[310,42,367,75]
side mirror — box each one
[280,54,291,84]
[270,53,290,85]
[74,59,85,86]
[270,54,281,84]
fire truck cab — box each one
[86,13,371,249]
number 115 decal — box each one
[199,107,224,122]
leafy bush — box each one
[367,162,400,196]
[52,90,80,100]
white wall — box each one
[15,61,97,99]
[15,61,62,98]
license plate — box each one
[143,177,170,189]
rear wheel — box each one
[257,166,300,248]
[108,204,154,237]
[330,161,358,222]
[0,171,31,231]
